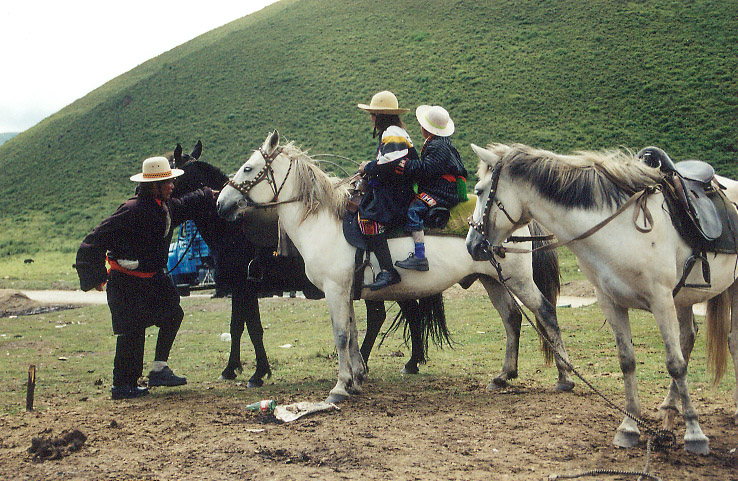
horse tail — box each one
[417,293,452,350]
[384,294,452,363]
[531,220,560,365]
[706,287,731,386]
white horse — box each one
[217,131,574,403]
[466,142,738,455]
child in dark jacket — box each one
[396,105,467,271]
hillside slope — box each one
[0,0,736,254]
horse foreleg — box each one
[599,298,642,448]
[651,294,709,454]
[658,305,697,429]
[361,300,386,367]
[236,288,271,387]
[325,287,365,403]
[220,289,246,381]
[479,277,521,389]
[397,299,423,375]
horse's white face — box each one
[466,144,528,259]
[217,131,281,221]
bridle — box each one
[468,162,527,241]
[226,146,294,205]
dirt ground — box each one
[0,289,79,318]
[1,286,737,481]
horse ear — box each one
[471,143,503,167]
[174,144,183,165]
[265,130,280,155]
[191,140,202,160]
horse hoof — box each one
[400,362,420,374]
[684,439,710,455]
[555,381,575,392]
[325,392,349,404]
[487,378,509,390]
[613,430,640,448]
[247,378,264,388]
[658,408,678,430]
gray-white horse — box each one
[217,131,573,403]
[466,142,738,455]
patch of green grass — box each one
[0,252,79,290]
[1,289,733,418]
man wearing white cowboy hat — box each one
[75,156,217,399]
[395,105,468,272]
[356,90,418,290]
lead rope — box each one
[480,243,674,481]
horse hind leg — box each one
[727,283,738,424]
[397,299,423,374]
[361,300,386,370]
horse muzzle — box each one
[466,228,493,261]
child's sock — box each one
[414,242,426,259]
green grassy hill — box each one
[1,0,736,255]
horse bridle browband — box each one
[226,146,291,203]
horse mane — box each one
[491,143,663,210]
[280,142,351,220]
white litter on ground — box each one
[273,401,339,422]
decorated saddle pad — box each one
[342,195,477,249]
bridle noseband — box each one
[226,146,291,203]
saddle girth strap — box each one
[672,250,711,297]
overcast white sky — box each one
[0,1,279,133]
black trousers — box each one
[107,271,184,386]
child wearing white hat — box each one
[396,105,468,271]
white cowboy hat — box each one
[416,105,455,136]
[357,90,410,115]
[130,156,184,182]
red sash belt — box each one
[107,258,156,278]
[441,174,465,183]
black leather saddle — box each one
[637,146,738,294]
[638,146,721,241]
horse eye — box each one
[243,166,252,173]
[474,189,482,196]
